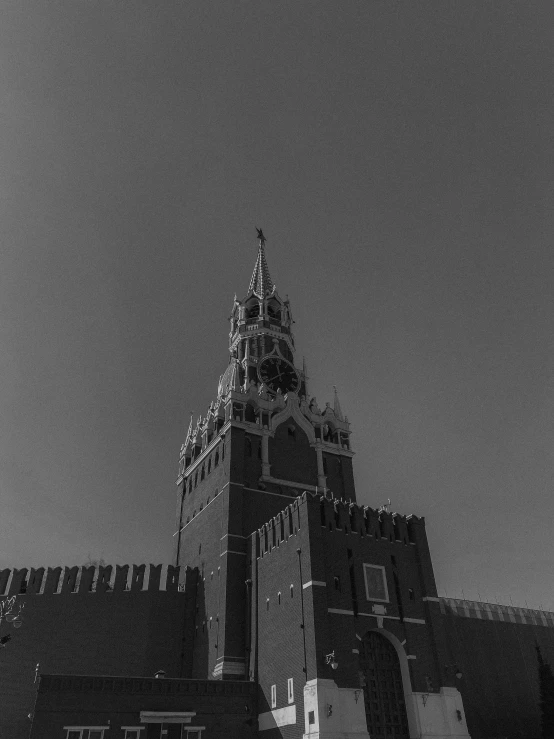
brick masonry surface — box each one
[30,675,257,739]
[441,600,554,739]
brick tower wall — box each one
[249,493,450,739]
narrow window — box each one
[271,684,277,709]
[290,584,294,598]
[208,458,211,474]
[287,678,294,704]
[215,451,219,466]
[194,472,198,487]
[198,543,201,555]
[278,591,281,605]
[323,457,328,475]
[188,479,192,493]
[309,711,315,725]
[200,466,205,480]
[334,576,341,591]
[288,425,296,440]
[266,598,270,611]
[245,436,252,456]
[408,588,415,601]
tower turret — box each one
[226,230,302,396]
[173,228,356,681]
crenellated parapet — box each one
[0,563,182,596]
[252,491,423,558]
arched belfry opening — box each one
[359,630,410,739]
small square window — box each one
[363,564,389,603]
[271,683,277,708]
[287,677,294,704]
[66,733,81,739]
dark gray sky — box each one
[2,2,553,609]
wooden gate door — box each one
[359,631,410,739]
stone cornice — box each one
[38,674,256,696]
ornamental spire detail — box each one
[249,228,274,298]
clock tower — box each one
[174,231,356,680]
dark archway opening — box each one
[359,631,410,739]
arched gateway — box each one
[359,631,410,739]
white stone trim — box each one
[140,712,195,724]
[220,550,247,556]
[259,704,296,731]
[303,580,326,589]
[302,678,369,739]
[422,596,440,602]
[363,563,389,603]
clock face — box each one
[258,356,300,395]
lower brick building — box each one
[2,235,553,739]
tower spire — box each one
[249,228,274,298]
[333,385,344,421]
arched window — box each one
[290,585,294,598]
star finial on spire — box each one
[256,227,266,246]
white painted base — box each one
[259,705,297,731]
[302,678,370,739]
[410,687,471,739]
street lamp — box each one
[325,651,338,670]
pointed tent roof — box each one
[333,386,344,421]
[249,239,274,298]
